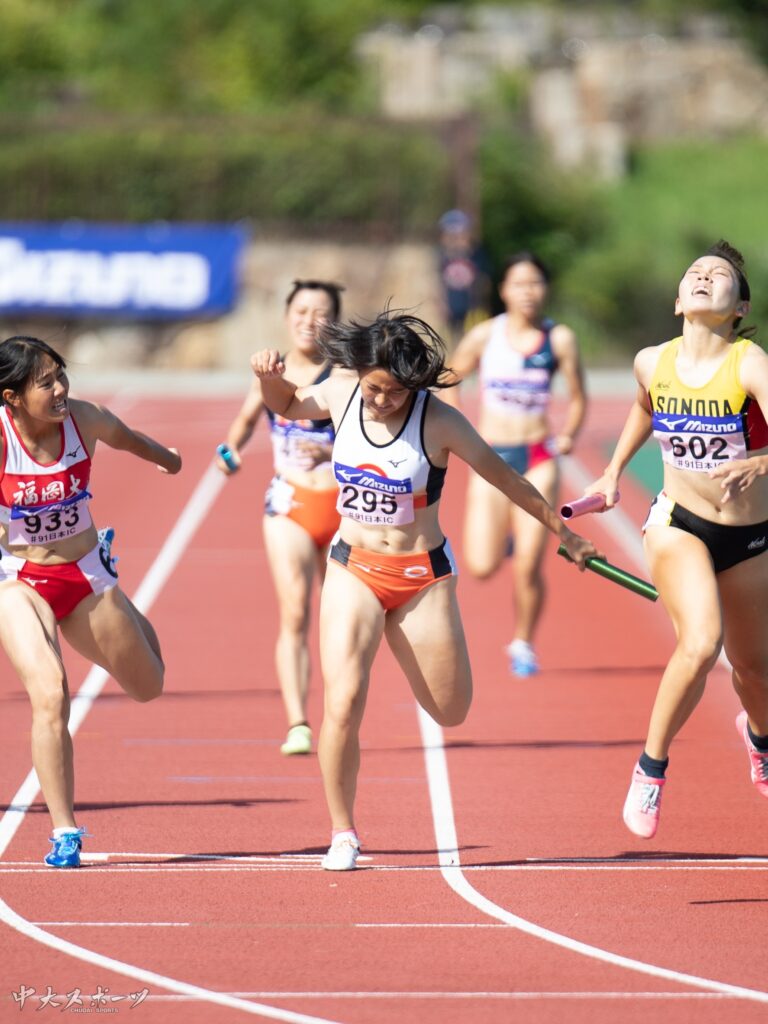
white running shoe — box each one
[506,639,539,678]
[321,832,360,871]
[280,724,312,756]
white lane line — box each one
[0,458,344,1024]
[1,897,342,1023]
[419,708,768,1004]
[127,990,753,1002]
[414,448,766,1004]
[33,922,191,927]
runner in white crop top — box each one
[584,240,768,840]
[445,252,588,676]
[0,335,181,867]
[217,279,344,757]
[332,386,446,528]
[252,309,598,870]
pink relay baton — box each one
[560,492,619,520]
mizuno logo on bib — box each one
[652,412,746,472]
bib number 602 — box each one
[669,435,728,461]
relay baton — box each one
[560,492,619,519]
[216,443,240,473]
[557,544,658,601]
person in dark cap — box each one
[437,210,492,347]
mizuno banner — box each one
[0,222,248,318]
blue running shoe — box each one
[44,827,88,868]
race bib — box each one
[7,489,93,547]
[653,412,746,472]
[485,370,551,412]
[335,463,414,526]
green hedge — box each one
[0,119,452,234]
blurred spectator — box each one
[437,209,492,346]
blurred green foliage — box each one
[0,119,452,233]
[551,139,768,359]
[0,1,766,357]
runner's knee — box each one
[678,632,722,675]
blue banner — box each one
[0,222,248,319]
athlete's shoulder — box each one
[427,389,467,430]
[634,340,674,389]
[67,397,103,423]
[738,338,768,388]
[548,321,578,353]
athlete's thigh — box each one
[463,470,512,567]
[643,526,722,640]
[384,576,472,711]
[60,586,156,676]
[512,458,560,565]
[263,513,317,608]
[0,582,63,689]
[719,552,768,672]
[319,561,386,703]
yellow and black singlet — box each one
[649,337,768,474]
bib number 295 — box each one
[340,486,397,516]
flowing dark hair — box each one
[317,311,455,391]
[705,240,755,337]
[0,336,66,404]
[285,279,345,321]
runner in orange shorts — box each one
[217,280,345,755]
[252,311,598,870]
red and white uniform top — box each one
[0,405,93,547]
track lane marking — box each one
[417,452,767,1004]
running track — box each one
[1,377,766,1023]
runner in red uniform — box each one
[0,335,181,867]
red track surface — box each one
[1,390,767,1023]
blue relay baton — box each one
[216,444,240,473]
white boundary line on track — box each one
[108,990,752,1002]
[0,460,344,1024]
[414,451,766,1005]
[419,708,768,1004]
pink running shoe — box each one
[736,711,768,797]
[622,762,665,838]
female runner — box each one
[252,311,598,869]
[448,252,587,676]
[585,241,768,838]
[217,280,344,755]
[0,335,181,867]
